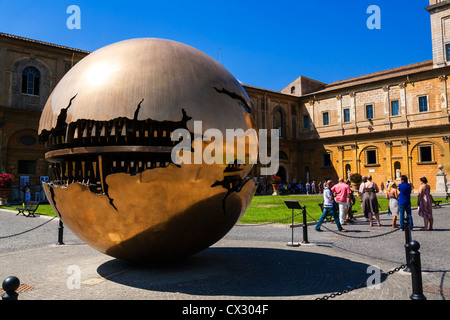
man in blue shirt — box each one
[315,180,347,232]
[398,175,413,230]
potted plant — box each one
[270,175,282,195]
[0,173,14,204]
[350,173,362,191]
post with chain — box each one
[2,276,20,300]
[301,205,309,244]
[56,219,64,245]
[403,216,412,272]
[408,240,427,300]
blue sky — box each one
[0,0,432,91]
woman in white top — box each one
[386,182,399,228]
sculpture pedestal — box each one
[436,164,448,194]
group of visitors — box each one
[385,175,434,231]
[255,181,324,195]
[315,174,435,232]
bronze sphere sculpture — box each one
[39,38,257,262]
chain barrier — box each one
[238,207,401,238]
[304,210,401,239]
[0,216,57,239]
[315,263,408,300]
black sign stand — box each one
[284,201,301,247]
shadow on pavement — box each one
[97,247,381,297]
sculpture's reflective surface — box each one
[39,38,257,262]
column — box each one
[399,82,407,122]
[401,139,411,180]
[350,92,356,131]
[441,136,450,173]
[440,75,449,123]
[337,145,345,179]
[336,95,343,129]
[384,141,393,181]
[351,144,359,173]
[383,86,391,130]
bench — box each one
[16,201,39,217]
[430,195,442,208]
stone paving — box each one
[0,202,449,304]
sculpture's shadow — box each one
[97,247,380,297]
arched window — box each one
[291,86,295,94]
[273,107,286,138]
[21,67,40,95]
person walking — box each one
[332,178,352,226]
[386,182,399,228]
[417,177,433,230]
[398,175,413,230]
[361,175,382,227]
[315,180,347,232]
[359,176,368,220]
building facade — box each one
[245,0,450,192]
[1,0,449,197]
[0,33,88,200]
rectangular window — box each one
[343,108,350,123]
[419,145,433,162]
[303,115,310,129]
[323,153,332,167]
[322,112,329,126]
[446,44,450,61]
[18,160,36,175]
[366,150,377,165]
[366,104,374,119]
[419,96,428,112]
[391,100,399,116]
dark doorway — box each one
[276,166,287,183]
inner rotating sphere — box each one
[38,38,257,263]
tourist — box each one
[386,182,399,228]
[361,175,382,227]
[306,181,311,195]
[359,176,368,220]
[331,178,352,225]
[318,181,323,194]
[398,175,413,230]
[380,182,384,193]
[311,181,316,194]
[315,180,347,232]
[417,177,433,230]
[346,179,356,222]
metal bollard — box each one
[2,276,20,300]
[56,219,64,245]
[301,205,309,244]
[408,240,427,300]
[403,217,412,273]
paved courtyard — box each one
[0,201,449,307]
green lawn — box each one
[0,204,57,217]
[239,194,446,225]
[1,194,445,225]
